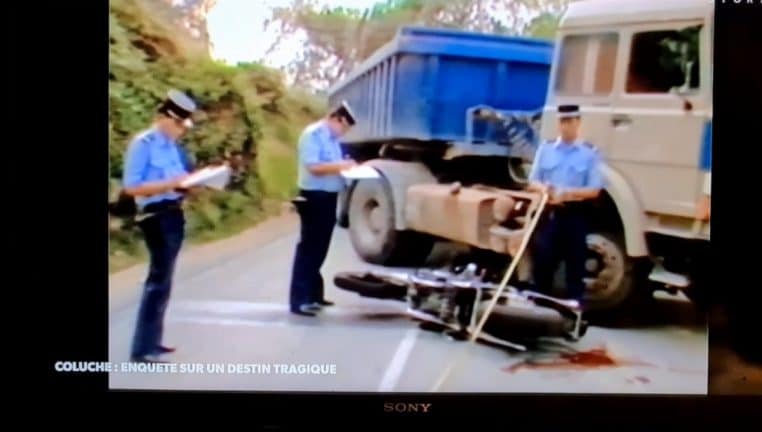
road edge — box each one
[108,211,300,313]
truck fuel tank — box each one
[404,183,542,256]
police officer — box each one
[289,101,357,316]
[527,105,605,309]
[121,89,198,362]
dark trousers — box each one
[532,204,589,302]
[289,190,338,310]
[130,205,185,358]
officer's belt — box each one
[136,199,183,221]
[545,201,589,215]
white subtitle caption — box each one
[53,361,337,375]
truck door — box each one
[542,31,620,155]
[608,20,711,220]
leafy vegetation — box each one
[109,0,323,272]
[266,0,572,89]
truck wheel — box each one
[348,177,434,266]
[554,232,650,315]
[507,157,531,186]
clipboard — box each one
[180,165,232,190]
[340,165,380,179]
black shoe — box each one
[291,304,319,316]
[131,353,170,363]
[316,299,335,306]
[156,345,176,354]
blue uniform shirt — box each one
[528,138,605,191]
[122,127,189,209]
[297,121,345,192]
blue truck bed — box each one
[327,26,554,150]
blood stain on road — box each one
[502,347,654,374]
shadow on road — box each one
[708,305,762,394]
[588,295,705,330]
[359,312,410,320]
[283,306,410,328]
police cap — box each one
[558,104,581,119]
[330,100,356,126]
[158,89,197,128]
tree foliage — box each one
[266,0,573,89]
[128,0,217,59]
[160,0,218,43]
[526,11,562,40]
[109,0,323,270]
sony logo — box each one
[383,402,432,413]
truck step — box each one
[648,267,690,288]
[489,226,517,238]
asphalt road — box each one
[108,213,708,394]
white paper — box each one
[180,165,232,190]
[341,165,380,179]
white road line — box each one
[172,300,288,314]
[170,316,290,328]
[378,328,419,392]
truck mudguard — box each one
[599,164,649,257]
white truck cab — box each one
[540,0,713,308]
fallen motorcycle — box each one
[333,263,588,351]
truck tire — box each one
[507,157,531,186]
[553,231,651,316]
[348,177,434,266]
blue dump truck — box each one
[330,25,552,255]
[330,0,714,317]
[329,26,590,345]
[329,26,551,158]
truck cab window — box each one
[555,33,619,96]
[626,26,701,94]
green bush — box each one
[109,0,324,272]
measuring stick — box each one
[429,191,550,392]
